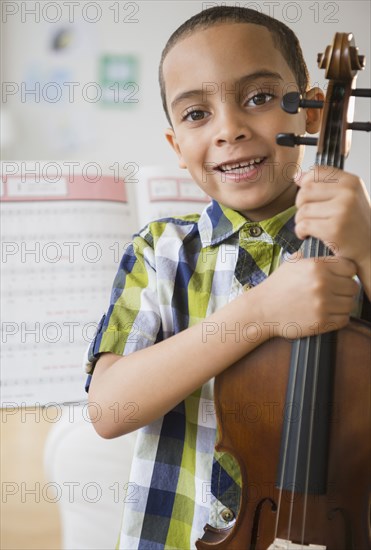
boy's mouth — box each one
[216,157,265,174]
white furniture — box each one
[44,406,137,550]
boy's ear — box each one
[304,87,325,134]
[165,128,187,169]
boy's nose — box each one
[214,108,252,146]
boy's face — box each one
[164,23,321,221]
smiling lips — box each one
[216,157,266,181]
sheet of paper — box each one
[1,162,137,406]
[134,165,210,227]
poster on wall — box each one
[99,54,139,107]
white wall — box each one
[1,1,370,182]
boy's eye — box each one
[182,108,209,122]
[246,93,274,106]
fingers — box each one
[294,255,356,278]
[296,166,345,193]
[295,184,339,209]
[327,256,357,278]
[295,169,364,238]
[262,257,359,338]
[331,278,359,298]
[295,210,336,242]
[314,257,358,297]
[319,314,350,333]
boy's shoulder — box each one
[135,211,204,248]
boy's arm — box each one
[295,167,371,298]
[89,255,357,439]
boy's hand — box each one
[295,167,370,270]
[257,256,359,339]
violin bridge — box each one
[267,539,326,550]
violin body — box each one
[196,317,371,549]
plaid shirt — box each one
[85,199,302,549]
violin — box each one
[196,33,371,550]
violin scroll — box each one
[317,33,365,80]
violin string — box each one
[324,92,338,166]
[289,237,311,542]
[334,92,343,167]
[288,337,310,541]
[330,111,337,166]
[329,101,336,166]
[274,336,301,540]
[328,92,342,167]
[286,238,312,543]
[282,341,305,541]
[335,114,342,167]
[274,479,283,540]
[274,346,299,539]
[330,98,338,166]
[301,237,323,545]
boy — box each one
[86,6,370,549]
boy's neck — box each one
[234,183,298,222]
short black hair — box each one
[159,6,310,125]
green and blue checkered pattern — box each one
[85,199,301,549]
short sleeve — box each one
[84,231,162,387]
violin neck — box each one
[276,332,336,495]
[276,236,336,495]
[302,237,331,259]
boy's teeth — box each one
[220,158,262,171]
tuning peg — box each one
[351,89,371,97]
[276,133,318,147]
[347,122,371,132]
[349,46,365,70]
[281,92,324,114]
[317,46,331,69]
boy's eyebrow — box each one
[170,70,284,112]
[239,70,284,88]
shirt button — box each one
[221,508,235,522]
[243,283,253,291]
[249,226,263,237]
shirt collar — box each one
[199,199,301,253]
[198,200,248,247]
